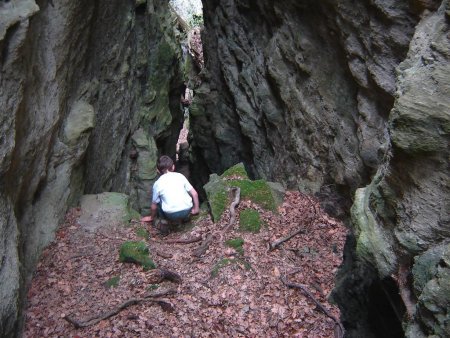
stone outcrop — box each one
[350,4,450,336]
[191,0,420,216]
[0,0,184,336]
[193,0,449,336]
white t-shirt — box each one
[152,172,194,213]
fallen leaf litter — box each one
[24,191,347,337]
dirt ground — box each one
[23,191,347,337]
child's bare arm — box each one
[189,188,200,215]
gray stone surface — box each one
[192,0,448,336]
[78,192,139,232]
[191,0,419,217]
[0,0,183,336]
[350,3,450,336]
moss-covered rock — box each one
[204,163,284,222]
[221,163,249,179]
[203,174,228,222]
[119,241,156,270]
[351,185,397,278]
[228,179,276,211]
[239,209,261,233]
[225,237,244,255]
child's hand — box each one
[141,216,153,223]
[191,207,199,215]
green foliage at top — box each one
[227,179,276,211]
[119,241,156,270]
[221,163,249,179]
[225,237,245,255]
[239,209,261,233]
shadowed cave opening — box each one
[367,277,406,338]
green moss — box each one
[204,165,278,223]
[204,175,228,222]
[119,241,156,270]
[239,209,261,233]
[105,276,120,288]
[136,227,149,240]
[225,237,244,255]
[221,163,248,179]
[147,284,159,291]
[227,179,276,211]
[210,189,228,222]
[210,257,251,278]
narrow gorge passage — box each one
[1,1,449,337]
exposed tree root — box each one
[147,269,182,284]
[269,228,306,251]
[281,275,344,338]
[63,288,177,329]
[223,187,241,233]
[192,233,214,258]
[269,195,317,251]
[165,235,202,244]
[155,249,173,259]
[193,187,241,258]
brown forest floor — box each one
[24,191,347,337]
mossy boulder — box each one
[119,241,156,270]
[204,163,284,222]
[239,209,261,233]
[221,163,249,179]
[78,192,140,232]
[203,174,228,222]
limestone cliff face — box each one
[0,0,183,336]
[194,0,449,336]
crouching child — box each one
[142,155,199,233]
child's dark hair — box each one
[157,155,174,173]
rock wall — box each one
[191,0,420,215]
[350,3,450,336]
[194,0,449,336]
[0,0,183,336]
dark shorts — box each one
[158,204,191,221]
